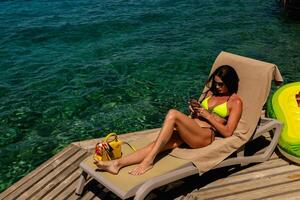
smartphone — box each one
[189,98,201,108]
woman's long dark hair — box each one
[205,65,239,96]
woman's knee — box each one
[165,109,180,122]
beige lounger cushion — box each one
[81,139,190,195]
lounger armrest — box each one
[216,118,282,168]
[253,117,282,140]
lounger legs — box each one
[75,171,88,195]
[134,164,198,200]
[237,146,247,166]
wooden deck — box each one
[1,128,300,200]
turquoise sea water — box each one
[1,0,300,192]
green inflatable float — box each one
[268,82,300,164]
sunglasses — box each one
[213,80,225,88]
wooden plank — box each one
[33,151,87,200]
[270,151,280,158]
[70,179,113,200]
[17,149,87,199]
[41,169,82,200]
[267,189,300,200]
[33,149,87,199]
[201,164,300,191]
[0,145,73,200]
[80,191,96,200]
[1,145,81,200]
[231,157,290,177]
[193,167,300,199]
[67,177,104,200]
[54,176,91,200]
[213,179,300,200]
[92,196,102,200]
[55,184,78,200]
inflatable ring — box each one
[270,82,300,164]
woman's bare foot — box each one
[129,160,153,175]
[93,160,120,174]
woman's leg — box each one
[129,109,212,175]
[94,134,183,174]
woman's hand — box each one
[194,107,211,119]
[188,99,201,118]
[188,99,200,113]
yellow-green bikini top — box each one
[200,96,229,118]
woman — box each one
[94,65,243,175]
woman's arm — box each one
[196,96,243,137]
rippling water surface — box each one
[1,0,300,191]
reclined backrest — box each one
[204,51,283,140]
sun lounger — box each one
[76,51,283,200]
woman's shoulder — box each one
[201,91,213,100]
[229,93,243,106]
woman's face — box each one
[214,75,229,95]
